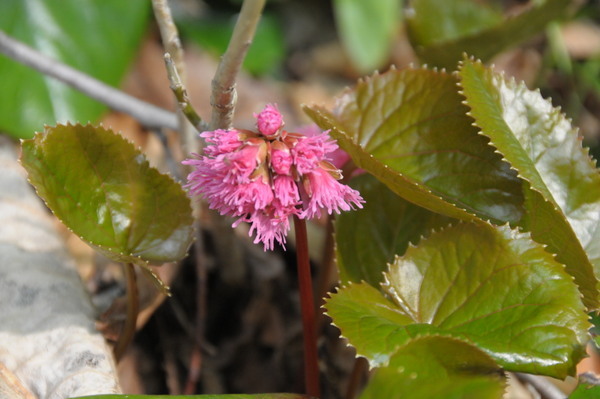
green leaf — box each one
[406,0,572,69]
[20,124,194,269]
[0,0,150,139]
[326,281,419,367]
[459,58,600,310]
[70,394,310,399]
[336,173,453,286]
[360,336,505,399]
[332,0,402,73]
[326,223,590,378]
[406,0,503,47]
[570,380,600,398]
[304,68,524,224]
[178,13,284,76]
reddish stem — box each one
[345,357,368,399]
[293,216,320,398]
[114,263,139,361]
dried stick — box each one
[164,54,208,133]
[204,0,266,285]
[151,0,205,151]
[151,1,209,394]
[0,30,178,131]
[209,0,266,130]
[151,0,185,78]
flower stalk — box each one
[184,104,364,397]
[294,216,321,397]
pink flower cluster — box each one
[183,104,364,250]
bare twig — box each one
[164,54,208,133]
[209,0,266,130]
[0,30,178,131]
[151,2,210,394]
[151,0,203,154]
[151,0,185,76]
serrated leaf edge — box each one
[457,57,600,310]
[19,122,193,285]
[326,221,591,374]
[305,67,497,225]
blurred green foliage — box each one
[333,0,403,73]
[0,0,150,139]
[178,13,285,76]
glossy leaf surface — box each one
[360,336,505,399]
[336,174,453,286]
[332,0,401,72]
[0,0,149,139]
[459,58,600,310]
[326,223,589,378]
[20,124,194,267]
[304,68,524,224]
[569,382,600,398]
[406,0,571,69]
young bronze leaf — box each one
[304,67,524,224]
[459,58,600,310]
[336,174,454,286]
[20,124,194,266]
[360,336,505,399]
[326,223,590,378]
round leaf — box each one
[304,67,524,225]
[459,58,600,310]
[20,124,194,266]
[336,173,453,285]
[326,281,418,367]
[326,222,590,378]
[360,336,505,399]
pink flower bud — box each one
[255,104,283,137]
[184,103,364,251]
[270,141,293,175]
